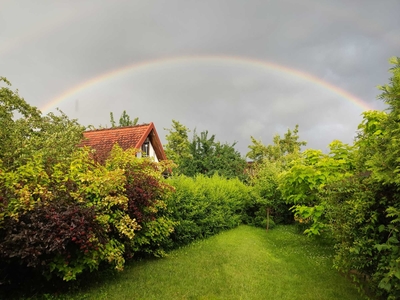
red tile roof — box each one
[80,123,167,163]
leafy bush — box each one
[248,160,293,227]
[322,175,387,297]
[246,125,307,227]
[0,201,107,282]
[323,58,400,299]
[277,58,400,299]
[279,141,355,236]
[107,147,176,258]
[165,174,253,247]
[0,145,175,284]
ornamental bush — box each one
[0,145,175,285]
[106,146,176,258]
[0,201,107,282]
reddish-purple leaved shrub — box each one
[0,201,106,270]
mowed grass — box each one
[59,225,362,300]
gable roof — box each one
[80,122,167,163]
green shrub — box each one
[165,174,253,247]
[246,160,294,227]
[322,58,400,299]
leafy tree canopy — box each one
[0,77,84,170]
[164,119,192,164]
[164,120,247,180]
[355,57,400,185]
[246,124,306,164]
[318,58,400,299]
[110,110,139,127]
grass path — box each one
[63,225,362,300]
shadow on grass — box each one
[0,261,143,300]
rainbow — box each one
[42,55,373,113]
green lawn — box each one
[54,225,363,300]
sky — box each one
[1,0,399,155]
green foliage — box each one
[323,175,391,298]
[355,110,389,179]
[164,119,192,166]
[379,56,400,112]
[0,77,85,171]
[0,149,126,281]
[247,125,307,227]
[165,174,253,247]
[106,146,176,258]
[321,58,400,299]
[375,206,400,297]
[110,110,139,127]
[0,79,174,286]
[247,160,291,227]
[183,130,248,180]
[362,58,400,187]
[0,79,35,165]
[271,59,400,298]
[280,141,355,236]
[164,121,248,180]
[247,124,306,163]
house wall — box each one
[148,141,159,162]
[136,141,159,162]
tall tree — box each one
[164,120,191,165]
[247,125,307,228]
[110,110,139,127]
[0,77,84,170]
[164,121,247,180]
[247,124,306,164]
[321,57,400,299]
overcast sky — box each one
[1,0,399,155]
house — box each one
[80,122,167,164]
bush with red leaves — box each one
[0,201,107,276]
[123,161,176,257]
[126,171,160,223]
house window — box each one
[141,138,150,157]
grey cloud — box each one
[1,0,399,156]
